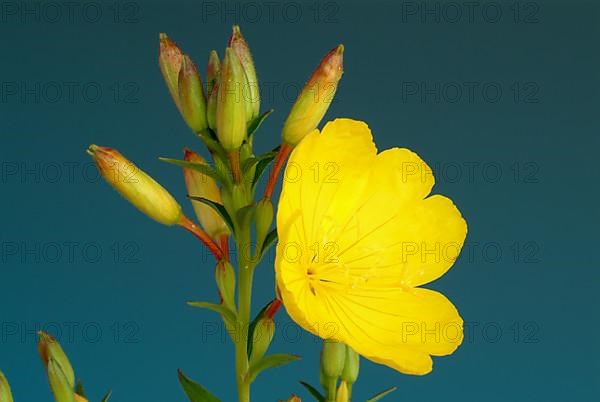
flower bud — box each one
[335,381,349,402]
[249,315,275,364]
[38,332,75,389]
[178,55,208,133]
[158,33,184,111]
[0,372,13,402]
[282,45,344,146]
[74,394,88,402]
[206,50,220,97]
[47,358,75,402]
[255,198,273,246]
[216,47,247,150]
[88,145,182,226]
[285,395,301,402]
[207,81,219,131]
[321,340,346,380]
[183,149,230,239]
[341,346,359,385]
[229,25,260,120]
[215,260,236,311]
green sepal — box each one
[187,301,237,328]
[247,354,300,383]
[100,390,112,402]
[365,387,397,402]
[177,369,220,402]
[299,381,326,402]
[186,197,235,235]
[247,108,274,140]
[195,129,226,158]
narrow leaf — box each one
[159,157,222,182]
[299,381,326,402]
[186,197,235,234]
[247,108,274,138]
[252,148,280,189]
[366,387,397,402]
[187,301,236,327]
[247,302,272,357]
[247,354,300,383]
[261,229,278,257]
[100,390,112,402]
[177,369,220,402]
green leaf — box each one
[242,148,279,172]
[247,108,274,139]
[299,381,326,402]
[366,387,397,402]
[177,369,220,402]
[247,354,300,383]
[186,197,235,234]
[100,390,112,402]
[252,148,280,189]
[187,301,237,327]
[159,157,222,182]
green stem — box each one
[235,227,254,402]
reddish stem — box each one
[264,143,293,200]
[220,234,230,261]
[265,298,283,319]
[179,215,224,261]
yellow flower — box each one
[275,119,467,375]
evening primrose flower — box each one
[275,119,467,375]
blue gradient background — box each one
[0,0,598,401]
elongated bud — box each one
[183,149,230,239]
[88,145,182,226]
[282,45,344,145]
[341,346,359,385]
[321,340,346,380]
[255,198,273,246]
[216,48,247,150]
[207,81,219,131]
[250,316,275,364]
[207,50,220,97]
[47,358,75,402]
[335,381,349,402]
[249,299,280,364]
[159,33,184,111]
[38,332,75,389]
[178,55,208,132]
[215,260,236,311]
[0,372,13,402]
[229,25,260,120]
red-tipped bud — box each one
[282,45,344,145]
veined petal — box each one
[276,118,468,376]
[278,118,377,252]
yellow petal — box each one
[277,267,463,374]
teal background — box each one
[0,0,598,401]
